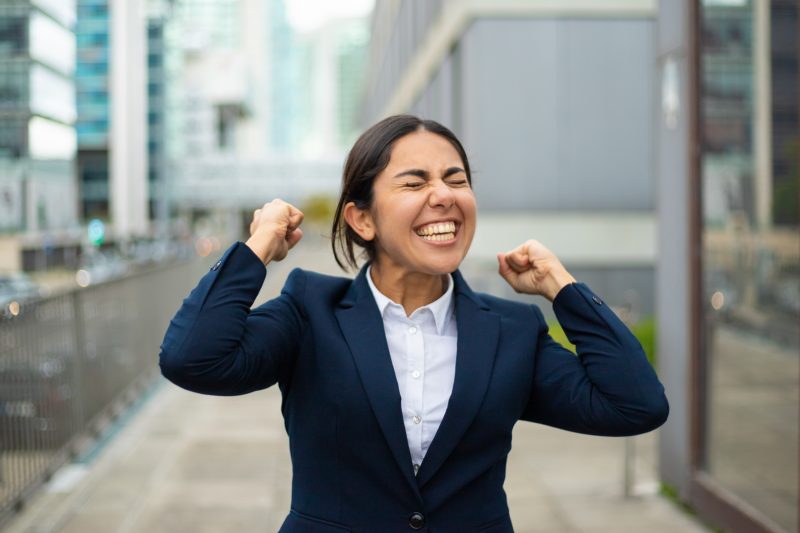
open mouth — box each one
[414,220,459,242]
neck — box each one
[369,259,448,317]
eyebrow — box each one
[393,167,465,179]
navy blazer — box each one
[159,241,669,532]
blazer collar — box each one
[338,263,489,311]
[335,264,500,490]
[364,264,456,335]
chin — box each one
[420,254,465,274]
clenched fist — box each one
[497,240,576,301]
[245,199,304,265]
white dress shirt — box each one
[366,266,458,475]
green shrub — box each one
[300,194,337,226]
[546,316,658,368]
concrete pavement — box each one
[4,380,709,533]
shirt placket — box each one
[405,316,425,472]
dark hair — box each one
[331,115,472,271]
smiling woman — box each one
[159,114,670,532]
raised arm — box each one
[159,199,308,395]
[497,239,668,436]
[521,284,668,436]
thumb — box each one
[286,227,303,249]
[497,253,517,284]
[287,206,304,230]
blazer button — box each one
[211,260,222,271]
[408,512,425,530]
[592,295,603,305]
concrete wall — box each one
[457,18,655,212]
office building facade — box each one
[75,0,110,221]
[76,0,149,240]
[0,0,80,271]
[0,0,78,236]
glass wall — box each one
[699,1,799,531]
[28,11,75,76]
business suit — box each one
[159,241,669,532]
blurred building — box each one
[657,1,798,532]
[146,0,175,236]
[75,0,110,220]
[76,0,149,240]
[363,0,658,315]
[166,0,370,233]
[0,0,80,271]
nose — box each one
[428,179,455,209]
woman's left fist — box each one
[497,240,576,301]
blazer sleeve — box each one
[520,282,669,436]
[159,241,307,396]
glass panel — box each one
[31,0,76,29]
[28,116,77,160]
[28,12,76,76]
[700,1,799,531]
[30,64,77,124]
[0,15,27,54]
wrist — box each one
[245,228,279,265]
[541,268,576,302]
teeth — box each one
[420,232,456,242]
[416,221,456,236]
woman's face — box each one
[366,129,477,276]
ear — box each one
[343,201,376,242]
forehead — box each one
[387,130,463,168]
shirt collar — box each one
[366,265,455,335]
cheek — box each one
[372,198,415,242]
[458,194,478,221]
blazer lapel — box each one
[416,270,500,487]
[334,266,421,499]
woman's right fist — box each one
[245,199,304,264]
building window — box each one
[216,104,240,150]
[0,16,27,54]
[698,2,798,531]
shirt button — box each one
[412,415,421,424]
[411,370,421,379]
[408,326,417,334]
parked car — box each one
[76,250,131,286]
[0,273,42,317]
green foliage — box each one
[546,316,658,368]
[660,483,725,533]
[546,320,576,354]
[631,317,657,367]
[300,194,337,226]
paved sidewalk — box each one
[5,381,707,533]
[5,237,709,532]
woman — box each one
[159,115,669,532]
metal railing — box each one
[0,256,209,525]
